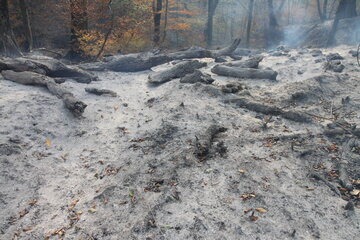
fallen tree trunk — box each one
[225,98,312,123]
[210,38,242,57]
[0,57,97,83]
[103,54,171,72]
[167,46,212,60]
[148,60,207,85]
[168,38,242,60]
[81,39,241,73]
[212,64,277,80]
[1,70,87,116]
[225,55,264,68]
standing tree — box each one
[0,0,22,57]
[317,0,329,21]
[161,0,169,44]
[327,0,357,46]
[245,0,254,48]
[95,0,113,60]
[153,0,163,46]
[18,0,33,52]
[66,0,88,60]
[266,0,283,48]
[206,0,219,48]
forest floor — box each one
[1,45,360,240]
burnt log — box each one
[168,38,242,60]
[211,64,277,80]
[80,39,241,73]
[195,125,227,160]
[103,54,171,72]
[148,60,207,85]
[324,60,345,73]
[180,69,214,84]
[221,82,246,93]
[85,87,117,97]
[210,38,242,58]
[226,98,312,123]
[1,70,87,116]
[225,55,264,68]
[0,57,97,83]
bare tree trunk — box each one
[161,0,169,44]
[323,0,328,19]
[95,0,113,60]
[245,0,254,48]
[316,0,329,21]
[206,0,219,48]
[328,0,337,19]
[153,0,162,46]
[317,0,325,21]
[276,0,286,14]
[266,0,282,48]
[304,0,310,14]
[18,0,33,52]
[66,0,88,60]
[0,0,22,57]
[327,0,357,47]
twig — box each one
[330,100,334,117]
[33,48,62,57]
[309,172,341,196]
[304,112,334,120]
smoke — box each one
[282,16,360,48]
[337,16,360,44]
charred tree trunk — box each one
[225,98,312,123]
[0,57,97,83]
[66,0,88,60]
[153,0,163,46]
[95,0,113,60]
[211,64,277,81]
[148,60,206,85]
[327,0,357,47]
[161,0,169,44]
[18,0,33,52]
[276,0,286,14]
[317,0,325,21]
[245,0,254,48]
[323,0,328,20]
[225,55,264,68]
[206,0,219,48]
[80,38,241,72]
[266,0,283,48]
[317,0,329,21]
[0,0,22,57]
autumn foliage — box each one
[50,0,200,57]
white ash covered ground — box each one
[1,45,360,239]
